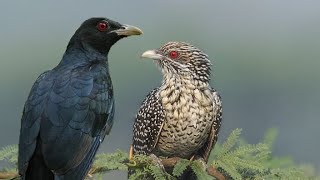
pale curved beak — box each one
[114,25,143,36]
[141,50,162,60]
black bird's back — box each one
[19,59,115,179]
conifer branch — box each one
[0,128,318,179]
[155,157,227,179]
[160,157,181,168]
[0,172,18,179]
[207,165,225,180]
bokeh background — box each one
[0,1,319,179]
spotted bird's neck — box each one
[160,72,209,91]
[159,73,212,105]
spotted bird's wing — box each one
[196,90,222,162]
[132,88,166,155]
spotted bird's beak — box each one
[141,50,163,60]
[114,25,143,36]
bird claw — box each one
[189,155,196,161]
[126,145,138,167]
[189,155,208,171]
[129,145,133,160]
[126,159,137,167]
[194,157,208,171]
[149,154,165,171]
[87,166,97,178]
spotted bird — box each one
[131,42,222,179]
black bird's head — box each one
[67,17,143,55]
[141,42,212,82]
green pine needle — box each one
[0,145,18,164]
[172,159,190,177]
[0,129,318,179]
[147,164,171,180]
[190,160,212,180]
[91,150,128,173]
[263,128,278,149]
[216,128,242,158]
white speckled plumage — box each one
[132,42,222,162]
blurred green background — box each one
[0,0,319,178]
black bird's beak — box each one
[141,50,162,60]
[114,25,143,36]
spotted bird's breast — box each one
[154,84,215,158]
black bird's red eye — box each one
[97,22,108,31]
[169,51,179,59]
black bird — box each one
[131,42,222,179]
[18,17,142,180]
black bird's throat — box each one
[58,42,108,67]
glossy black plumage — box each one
[18,17,142,180]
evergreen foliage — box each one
[190,160,212,180]
[89,150,128,175]
[172,159,190,177]
[128,154,174,180]
[0,129,318,180]
[0,145,17,165]
[0,145,17,174]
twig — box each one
[0,172,18,179]
[159,157,226,180]
[160,157,181,168]
[0,157,226,180]
[207,165,226,180]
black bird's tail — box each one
[177,167,197,180]
[23,141,54,180]
[55,136,102,180]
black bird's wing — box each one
[40,65,114,174]
[18,64,114,177]
[56,104,114,180]
[196,90,222,162]
[18,71,52,175]
[132,88,166,155]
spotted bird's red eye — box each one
[97,22,108,31]
[169,51,179,59]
